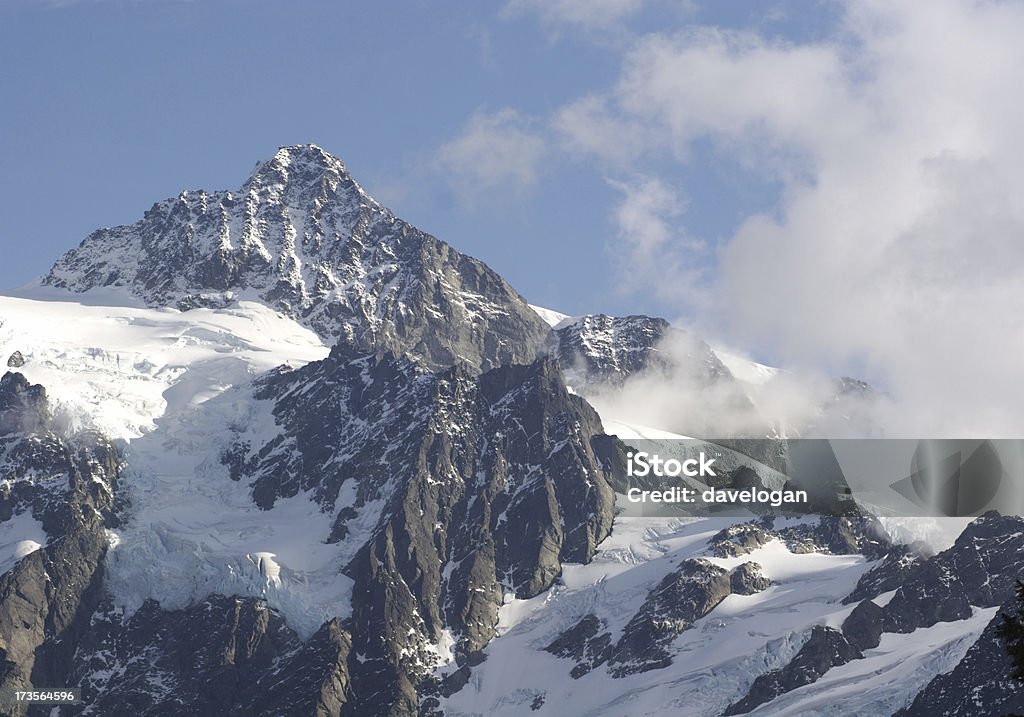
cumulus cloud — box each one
[556,0,1024,437]
[608,176,709,308]
[434,108,547,209]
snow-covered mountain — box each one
[43,145,549,373]
[0,145,1021,717]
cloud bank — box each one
[539,0,1024,437]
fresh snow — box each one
[528,304,572,329]
[440,517,874,717]
[750,607,997,716]
[599,418,690,440]
[440,510,986,716]
[0,288,328,439]
[713,348,782,386]
[0,289,360,638]
[0,510,46,575]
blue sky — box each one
[0,0,829,319]
[4,0,1024,435]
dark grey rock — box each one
[607,558,732,676]
[723,626,862,716]
[545,314,678,387]
[896,597,1024,717]
[546,558,738,680]
[712,515,889,561]
[0,519,108,714]
[0,372,49,436]
[544,614,613,679]
[64,596,350,717]
[730,562,771,596]
[882,561,973,633]
[226,346,615,715]
[6,351,24,368]
[709,524,772,557]
[775,515,890,560]
[847,513,1024,623]
[843,544,925,605]
[841,599,885,651]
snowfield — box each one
[439,516,871,717]
[0,288,358,638]
[0,510,47,575]
[438,515,990,717]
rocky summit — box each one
[43,144,549,373]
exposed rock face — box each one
[847,513,1024,617]
[547,315,700,386]
[841,599,885,651]
[608,558,733,676]
[0,520,108,713]
[726,513,1024,715]
[895,596,1024,717]
[0,372,121,716]
[843,543,924,604]
[709,524,773,557]
[776,514,889,559]
[709,515,889,560]
[0,371,49,437]
[43,145,550,373]
[723,626,862,716]
[6,351,24,368]
[545,313,741,395]
[65,596,351,717]
[835,377,874,396]
[730,562,771,596]
[546,557,773,681]
[226,347,616,715]
[544,614,613,680]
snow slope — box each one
[0,287,328,439]
[0,510,46,575]
[529,304,572,329]
[749,607,996,717]
[713,349,782,386]
[439,517,872,717]
[439,514,990,717]
[0,289,355,638]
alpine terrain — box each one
[0,145,1020,716]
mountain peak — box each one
[41,144,549,372]
[256,143,344,176]
[244,143,376,211]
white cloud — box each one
[503,0,650,33]
[557,0,1024,437]
[435,109,547,209]
[608,176,708,307]
[554,95,649,164]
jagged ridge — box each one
[43,144,550,373]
